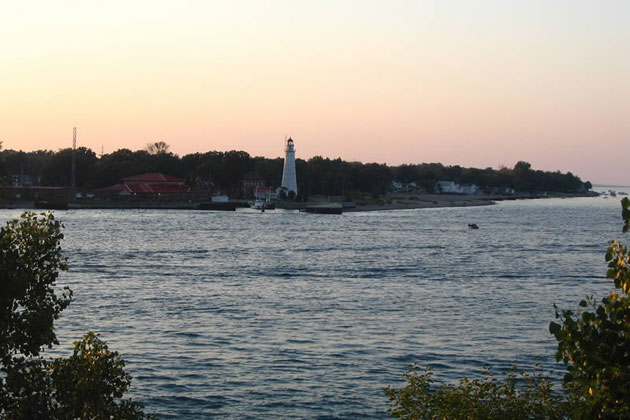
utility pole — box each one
[71,127,77,199]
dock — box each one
[303,203,343,214]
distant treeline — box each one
[0,146,591,198]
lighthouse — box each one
[281,137,297,195]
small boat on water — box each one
[468,223,479,229]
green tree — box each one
[145,141,170,155]
[39,147,98,188]
[0,212,150,419]
[47,332,148,419]
[550,197,630,419]
[0,212,71,361]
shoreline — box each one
[345,196,495,212]
[0,192,598,213]
[344,192,599,212]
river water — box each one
[2,190,628,418]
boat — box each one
[468,223,479,229]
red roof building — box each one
[95,173,208,201]
[121,173,185,184]
[240,172,266,196]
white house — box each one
[436,181,459,193]
[255,187,277,200]
[436,181,481,195]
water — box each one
[2,191,628,418]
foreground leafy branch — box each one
[0,211,71,362]
[0,212,151,419]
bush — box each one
[385,365,568,420]
[0,212,151,419]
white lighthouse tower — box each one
[281,137,297,195]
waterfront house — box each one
[391,180,404,191]
[254,187,277,200]
[436,181,458,193]
[391,180,424,193]
[436,181,481,195]
[240,173,266,197]
[95,172,208,201]
[491,186,515,195]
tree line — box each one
[0,145,591,198]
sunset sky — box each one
[1,1,628,184]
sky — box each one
[1,0,628,184]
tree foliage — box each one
[0,212,150,419]
[145,141,170,155]
[39,147,98,188]
[0,212,71,361]
[385,365,568,420]
[1,147,590,197]
[47,332,148,419]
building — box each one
[95,172,208,201]
[436,181,481,195]
[436,181,459,193]
[240,173,266,197]
[491,186,515,195]
[281,137,297,195]
[118,173,187,186]
[391,180,424,193]
[8,174,35,186]
[254,187,277,200]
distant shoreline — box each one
[0,192,599,213]
[343,192,597,212]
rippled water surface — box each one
[2,192,628,418]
